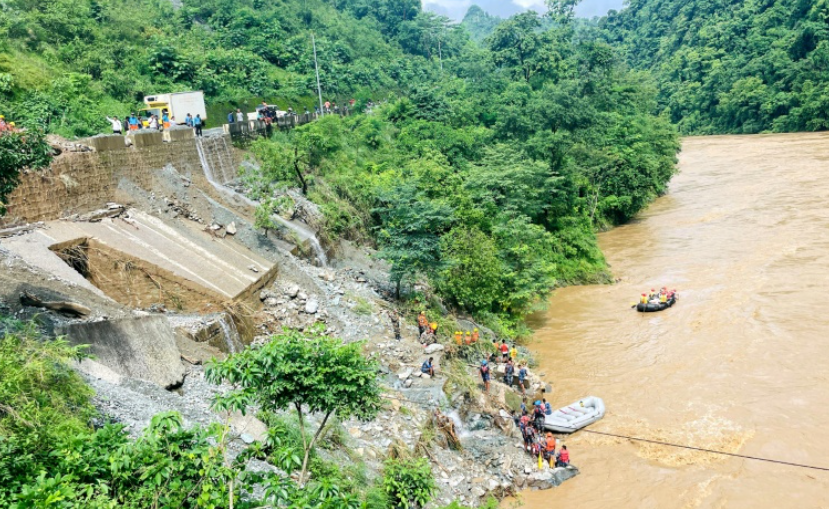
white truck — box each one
[143,91,207,125]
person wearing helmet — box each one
[464,331,472,345]
[648,288,657,301]
[479,360,491,393]
[640,293,648,304]
[0,115,7,132]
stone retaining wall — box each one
[1,130,236,226]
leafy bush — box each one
[382,458,436,509]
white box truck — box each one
[143,91,207,125]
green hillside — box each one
[0,0,465,136]
[601,0,829,134]
[0,0,680,327]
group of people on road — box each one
[639,286,676,305]
[513,400,571,468]
[106,111,203,136]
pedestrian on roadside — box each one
[127,113,140,131]
[106,115,123,135]
[236,109,244,122]
[149,114,159,130]
[193,114,203,137]
[227,111,235,124]
[185,113,193,127]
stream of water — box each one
[194,137,328,266]
[507,133,829,508]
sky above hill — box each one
[423,0,626,20]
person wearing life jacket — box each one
[417,311,428,335]
[454,330,462,345]
[510,345,518,361]
[471,328,479,343]
[544,432,557,467]
[649,288,657,301]
[464,331,472,345]
[479,360,491,393]
[0,115,7,132]
[556,445,570,467]
[500,341,510,362]
[640,293,648,304]
[429,322,438,335]
[659,292,668,303]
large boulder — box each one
[62,316,185,388]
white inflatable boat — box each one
[543,396,606,433]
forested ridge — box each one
[600,0,829,134]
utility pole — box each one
[312,33,324,116]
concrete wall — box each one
[1,130,237,226]
[61,316,185,388]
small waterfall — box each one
[216,313,241,354]
[195,137,216,184]
[271,214,328,267]
[195,137,328,267]
[446,410,471,439]
[218,136,234,183]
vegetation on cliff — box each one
[245,5,679,331]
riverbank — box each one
[0,131,583,506]
[507,133,829,508]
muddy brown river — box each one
[507,134,829,508]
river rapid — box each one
[509,134,829,508]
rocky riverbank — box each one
[0,157,579,506]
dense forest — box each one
[244,6,678,335]
[600,0,829,134]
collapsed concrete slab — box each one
[61,316,185,388]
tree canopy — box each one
[599,0,829,134]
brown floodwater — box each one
[506,134,829,508]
